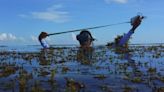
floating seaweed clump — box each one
[134,69,143,77]
[93,74,107,80]
[18,78,26,92]
[100,85,113,92]
[18,69,33,92]
[159,77,164,82]
[0,45,164,92]
[31,87,45,92]
[3,81,15,91]
[147,68,156,74]
[0,67,17,77]
[49,68,56,84]
[131,77,143,83]
[31,81,45,92]
[65,78,85,92]
[61,66,70,73]
[157,87,164,92]
[123,75,130,80]
[123,85,134,92]
[39,70,50,76]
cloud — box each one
[105,0,128,4]
[31,35,38,43]
[0,33,52,45]
[19,4,70,23]
[0,33,16,41]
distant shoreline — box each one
[0,43,164,47]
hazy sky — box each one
[0,0,163,45]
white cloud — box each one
[0,33,16,41]
[19,4,70,23]
[47,4,63,11]
[105,0,128,4]
[0,33,26,43]
[31,11,69,23]
[0,33,52,45]
[31,35,39,43]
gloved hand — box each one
[38,32,48,41]
[131,15,143,30]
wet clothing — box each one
[106,27,135,48]
[118,28,134,46]
[39,39,49,49]
[38,32,50,49]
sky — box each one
[0,0,164,46]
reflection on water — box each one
[77,47,94,65]
[0,45,164,92]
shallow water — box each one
[0,44,164,92]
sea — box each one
[0,44,164,92]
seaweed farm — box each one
[0,44,164,92]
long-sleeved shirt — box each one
[40,39,49,49]
[118,29,134,46]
